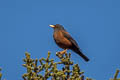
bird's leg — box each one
[59,49,67,55]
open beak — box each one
[49,25,55,28]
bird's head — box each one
[49,24,65,31]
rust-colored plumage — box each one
[50,24,89,62]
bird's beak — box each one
[49,25,55,28]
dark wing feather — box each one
[61,30,89,62]
[61,30,80,49]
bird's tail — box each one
[77,50,89,62]
[72,48,89,62]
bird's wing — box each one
[61,30,80,49]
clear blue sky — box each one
[0,0,120,80]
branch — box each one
[22,51,92,80]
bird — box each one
[49,24,89,62]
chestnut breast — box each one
[53,30,72,49]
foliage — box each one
[110,69,120,80]
[22,52,92,80]
[0,68,2,80]
[0,52,120,80]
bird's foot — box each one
[56,49,68,59]
[59,49,67,55]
